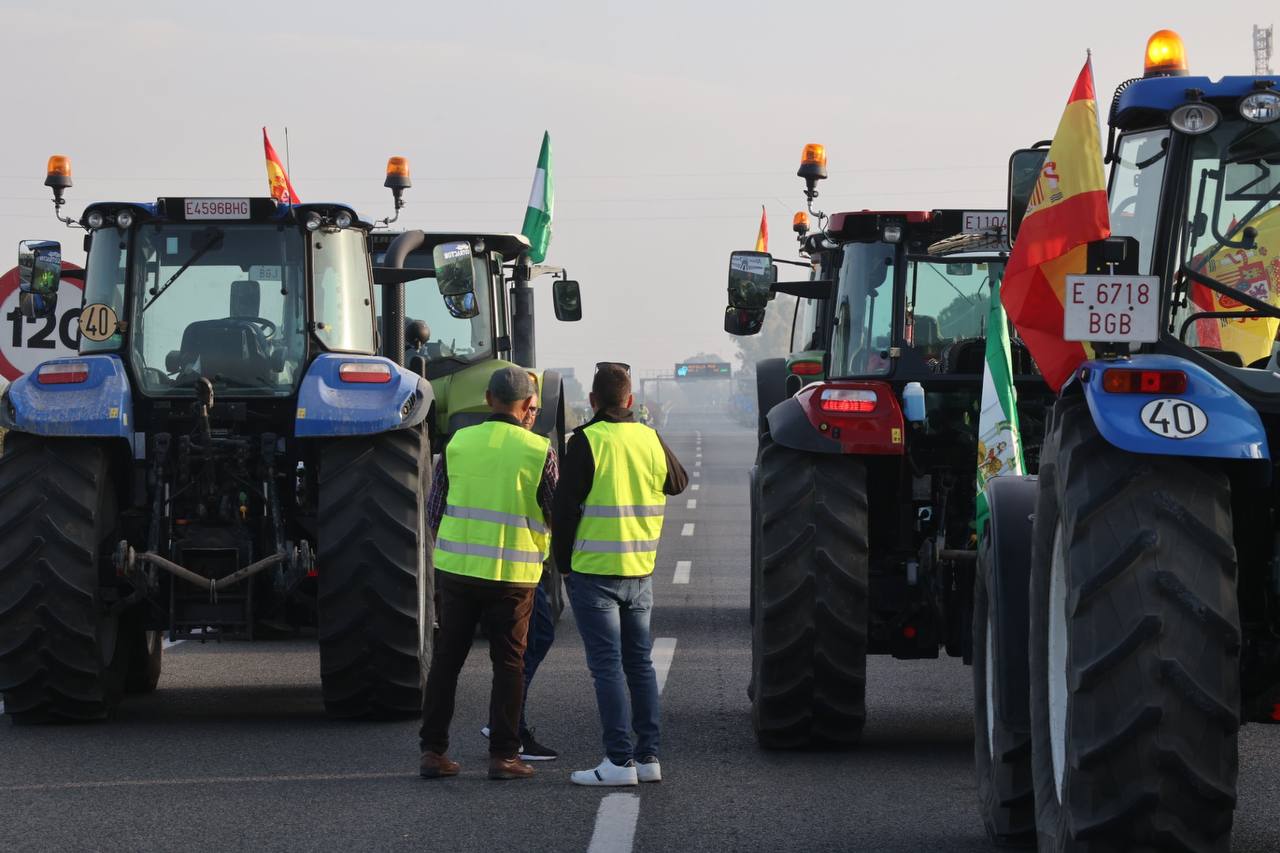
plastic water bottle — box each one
[903,382,926,423]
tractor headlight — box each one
[115,209,134,229]
[1240,92,1280,124]
[304,211,322,232]
[86,210,105,229]
[333,210,353,229]
[1170,102,1220,135]
[882,224,903,243]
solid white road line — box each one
[0,771,408,793]
[673,560,691,584]
[686,499,697,509]
[587,793,641,853]
[653,637,677,694]
[681,523,695,536]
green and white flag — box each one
[520,131,554,264]
[975,275,1026,538]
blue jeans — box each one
[520,579,556,732]
[568,572,660,764]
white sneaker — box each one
[570,757,638,787]
[636,757,661,783]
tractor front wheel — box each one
[317,428,430,719]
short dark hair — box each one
[593,363,632,409]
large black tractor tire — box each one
[0,436,123,722]
[1028,395,1239,852]
[974,475,1038,847]
[751,440,868,748]
[317,428,430,719]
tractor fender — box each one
[766,380,906,456]
[1076,353,1269,461]
[295,353,433,437]
[0,355,132,439]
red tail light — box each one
[36,362,89,384]
[339,362,393,384]
[1101,369,1187,394]
[819,388,876,413]
[789,361,823,376]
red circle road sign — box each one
[0,263,86,382]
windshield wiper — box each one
[144,228,224,312]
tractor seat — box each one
[938,338,986,374]
[177,319,273,386]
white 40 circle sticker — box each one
[1140,398,1208,439]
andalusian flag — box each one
[263,128,300,205]
[1001,57,1110,391]
[975,273,1025,537]
[755,206,769,252]
[521,131,554,264]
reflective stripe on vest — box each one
[436,420,550,584]
[571,420,668,577]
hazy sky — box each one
[0,0,1273,378]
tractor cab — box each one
[728,208,1034,383]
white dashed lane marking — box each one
[686,499,697,510]
[653,637,677,694]
[691,484,700,491]
[681,523,695,536]
[587,793,641,853]
[673,560,691,584]
[692,471,700,478]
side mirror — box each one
[444,292,479,319]
[17,240,61,320]
[724,306,765,336]
[1007,147,1048,245]
[727,250,775,310]
[432,240,476,297]
[552,279,582,322]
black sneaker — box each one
[518,727,558,761]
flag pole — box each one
[284,127,293,185]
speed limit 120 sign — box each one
[0,264,84,382]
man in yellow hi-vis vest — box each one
[419,367,555,782]
[553,363,687,786]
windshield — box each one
[312,229,376,354]
[1171,119,1280,367]
[128,224,307,396]
[374,248,494,366]
[906,258,1004,361]
[830,242,895,376]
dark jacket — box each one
[551,407,687,572]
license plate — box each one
[1063,274,1160,343]
[184,198,250,220]
[962,210,1007,231]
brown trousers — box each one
[418,574,534,759]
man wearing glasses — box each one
[554,362,688,786]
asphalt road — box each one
[4,408,1280,852]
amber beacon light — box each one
[1144,29,1188,78]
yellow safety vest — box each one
[436,420,550,584]
[572,420,668,577]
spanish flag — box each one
[263,128,300,205]
[755,206,769,252]
[1001,57,1110,391]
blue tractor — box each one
[0,158,434,722]
[977,31,1280,850]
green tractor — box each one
[367,163,584,617]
